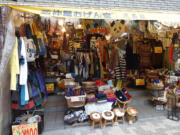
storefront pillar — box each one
[0,6,15,135]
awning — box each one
[2,4,180,22]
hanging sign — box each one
[3,5,180,21]
[12,123,38,135]
[136,79,145,86]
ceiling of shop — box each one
[4,0,180,11]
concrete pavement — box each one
[42,118,180,135]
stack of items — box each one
[65,86,86,108]
[115,88,131,102]
[82,81,97,94]
[64,109,88,125]
[146,79,164,90]
[95,93,107,103]
[104,89,116,102]
[86,94,97,103]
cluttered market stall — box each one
[2,5,180,134]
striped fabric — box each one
[114,56,126,80]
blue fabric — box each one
[107,99,116,102]
[95,94,106,99]
[114,79,118,87]
[25,24,32,39]
[20,85,28,105]
[36,70,48,98]
[153,79,160,83]
[38,39,47,56]
[18,38,22,59]
[71,73,76,78]
[28,71,41,98]
[36,70,45,93]
[39,70,48,97]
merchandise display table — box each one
[85,102,113,115]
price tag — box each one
[71,96,80,102]
[154,47,162,53]
[136,79,145,86]
[46,83,54,91]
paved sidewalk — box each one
[42,118,180,135]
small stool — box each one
[102,111,114,127]
[126,107,138,124]
[90,112,103,128]
[113,108,125,123]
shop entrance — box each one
[8,8,180,133]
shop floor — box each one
[43,89,167,132]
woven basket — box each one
[65,95,86,108]
[64,79,76,88]
[146,83,164,90]
[82,81,96,86]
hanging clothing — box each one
[126,42,139,69]
[114,56,127,80]
[19,38,29,102]
[109,47,119,71]
[137,41,152,68]
[152,40,163,68]
[25,24,33,39]
[10,38,19,90]
[168,44,173,63]
[90,51,94,75]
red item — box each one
[23,100,35,110]
[122,88,131,100]
[95,80,105,86]
[126,70,130,76]
[11,100,35,110]
[21,24,25,37]
[168,44,173,63]
[178,80,180,86]
[12,103,18,110]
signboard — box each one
[12,123,38,135]
[46,83,54,91]
[136,79,145,86]
[1,5,180,21]
[154,47,163,53]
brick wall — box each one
[15,0,180,11]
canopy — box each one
[2,4,180,22]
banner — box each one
[12,123,38,135]
[3,5,180,21]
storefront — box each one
[1,2,180,134]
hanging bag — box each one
[172,33,180,61]
[23,37,36,62]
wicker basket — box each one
[64,79,76,88]
[146,83,164,90]
[82,81,96,86]
[65,95,86,108]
